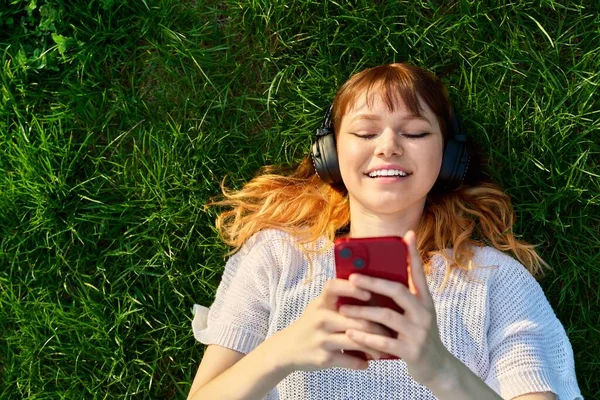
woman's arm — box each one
[188,339,290,400]
[513,393,556,400]
[414,353,556,400]
[425,353,501,399]
[189,277,391,400]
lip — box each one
[365,164,411,175]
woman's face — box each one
[336,92,444,217]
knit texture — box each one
[192,229,582,399]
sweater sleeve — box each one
[192,230,277,354]
[483,253,583,400]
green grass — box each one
[1,0,598,398]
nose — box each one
[374,128,403,158]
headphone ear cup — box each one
[311,133,342,185]
[436,137,470,192]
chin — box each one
[358,199,419,216]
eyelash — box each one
[353,132,430,140]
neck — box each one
[347,201,425,239]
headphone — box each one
[311,104,471,192]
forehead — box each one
[343,91,436,121]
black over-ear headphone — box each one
[311,104,471,192]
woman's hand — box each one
[339,230,454,388]
[271,277,393,373]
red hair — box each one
[205,63,549,286]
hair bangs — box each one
[331,63,452,138]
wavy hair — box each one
[205,63,549,286]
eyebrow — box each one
[350,113,431,124]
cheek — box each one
[335,139,351,181]
[431,136,444,160]
[337,139,363,171]
[434,146,444,170]
[421,140,444,177]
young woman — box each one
[187,63,582,399]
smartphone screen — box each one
[334,236,408,360]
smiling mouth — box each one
[365,172,412,179]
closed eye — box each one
[351,133,377,140]
[403,132,430,139]
[351,132,430,139]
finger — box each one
[321,279,371,309]
[361,319,397,338]
[323,333,387,361]
[404,230,432,306]
[348,273,421,315]
[346,328,409,359]
[339,305,411,337]
[319,309,392,337]
[330,352,370,370]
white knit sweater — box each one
[192,229,582,399]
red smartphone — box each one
[334,236,409,361]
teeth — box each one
[368,169,408,178]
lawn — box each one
[1,0,598,398]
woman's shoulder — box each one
[431,245,538,286]
[468,245,542,289]
[434,246,552,315]
[243,228,295,247]
[233,228,290,252]
[471,245,523,268]
[238,228,328,259]
[242,228,316,249]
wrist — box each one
[426,351,461,397]
[426,350,502,400]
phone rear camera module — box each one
[340,248,352,258]
[353,258,365,269]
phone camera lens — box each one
[340,248,352,258]
[353,258,365,269]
